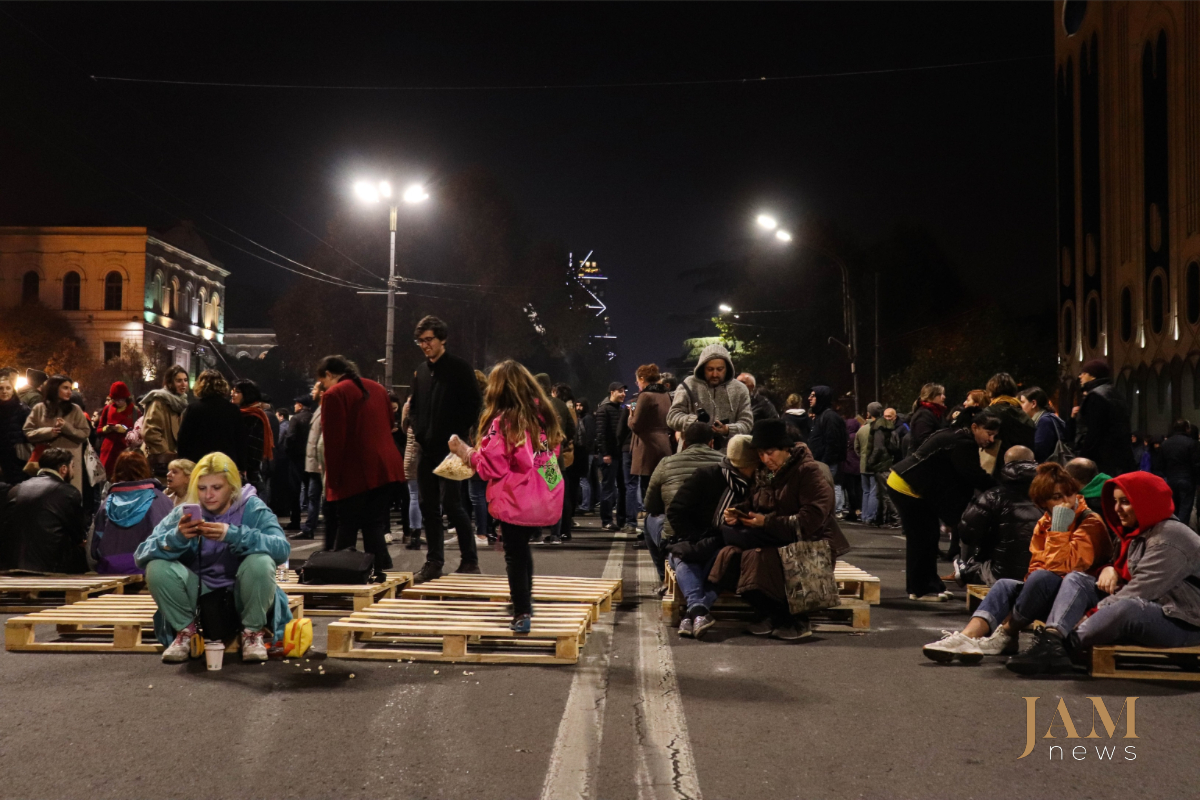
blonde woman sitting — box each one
[134,452,292,663]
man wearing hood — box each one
[954,446,1042,586]
[1067,359,1137,477]
[1008,470,1200,675]
[666,343,753,448]
[806,386,846,471]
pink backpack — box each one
[474,417,564,527]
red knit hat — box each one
[109,381,132,401]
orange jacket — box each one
[1026,496,1112,577]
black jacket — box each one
[1160,433,1200,484]
[617,406,632,453]
[577,412,596,456]
[410,351,481,461]
[177,395,247,471]
[986,401,1037,473]
[594,399,623,457]
[908,404,945,452]
[957,460,1041,581]
[748,392,779,423]
[0,472,87,573]
[893,428,995,526]
[665,463,746,564]
[0,395,31,485]
[284,407,314,462]
[807,386,846,467]
[1069,377,1137,476]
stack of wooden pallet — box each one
[0,574,143,613]
[275,570,413,616]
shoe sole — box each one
[242,653,268,663]
[692,621,716,639]
[678,628,694,639]
[770,630,813,642]
[922,647,958,664]
[747,627,774,637]
[161,654,190,664]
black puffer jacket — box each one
[594,399,623,457]
[807,386,846,467]
[1159,433,1200,485]
[1068,377,1137,476]
[957,459,1042,581]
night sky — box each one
[0,2,1056,382]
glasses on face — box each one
[414,336,438,346]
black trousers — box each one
[417,455,477,566]
[322,493,339,552]
[501,522,536,616]
[888,487,945,597]
[333,484,395,574]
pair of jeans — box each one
[1168,479,1195,529]
[1044,571,1103,634]
[417,455,478,566]
[876,471,899,523]
[670,553,718,615]
[286,461,305,527]
[972,570,1065,633]
[888,488,945,596]
[468,475,490,538]
[501,522,536,616]
[333,483,395,574]
[599,457,626,527]
[1077,597,1200,648]
[300,472,323,535]
[406,479,423,531]
[622,451,640,522]
[144,553,278,637]
[644,515,666,579]
[860,474,878,523]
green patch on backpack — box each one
[538,455,562,490]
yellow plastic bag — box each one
[283,617,313,657]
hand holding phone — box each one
[179,504,203,538]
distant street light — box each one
[356,178,429,390]
[718,303,733,314]
[756,214,778,231]
[775,230,792,243]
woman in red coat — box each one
[316,355,405,580]
[97,381,138,480]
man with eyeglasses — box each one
[408,315,483,583]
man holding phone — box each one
[666,343,753,449]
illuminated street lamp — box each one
[356,178,429,389]
[775,230,792,243]
[756,214,777,231]
[718,303,733,314]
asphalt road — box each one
[0,516,1197,800]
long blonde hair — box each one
[476,360,564,451]
[185,452,243,503]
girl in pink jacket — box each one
[449,360,565,632]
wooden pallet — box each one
[326,599,593,665]
[1091,644,1200,682]
[966,584,990,612]
[402,574,622,622]
[5,594,304,654]
[0,574,144,613]
[662,561,875,629]
[275,570,412,616]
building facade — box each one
[0,226,228,379]
[1055,1,1200,434]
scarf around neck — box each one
[240,404,275,460]
[919,401,946,420]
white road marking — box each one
[538,535,627,800]
[633,550,702,800]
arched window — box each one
[1187,262,1200,326]
[62,272,81,311]
[209,293,221,329]
[160,277,171,316]
[1063,0,1087,36]
[1120,287,1133,342]
[104,271,123,311]
[1086,294,1100,350]
[21,271,39,304]
[200,288,210,327]
[170,278,180,319]
[1150,273,1165,334]
[185,283,197,323]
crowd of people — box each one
[3,329,1200,674]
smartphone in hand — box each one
[181,504,203,522]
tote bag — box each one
[778,538,840,615]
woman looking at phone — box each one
[135,452,292,664]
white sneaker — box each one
[162,623,197,663]
[922,630,983,664]
[384,532,395,544]
[241,629,268,662]
[977,627,1017,656]
[909,593,949,603]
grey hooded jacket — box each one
[666,343,754,440]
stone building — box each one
[0,225,228,379]
[1055,1,1200,433]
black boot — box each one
[405,529,423,550]
[1006,628,1074,676]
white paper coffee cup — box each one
[204,641,225,671]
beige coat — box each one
[23,402,90,493]
[140,390,186,456]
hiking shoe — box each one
[770,619,813,642]
[747,619,774,636]
[511,614,532,634]
[162,623,198,663]
[1007,629,1074,676]
[909,593,949,603]
[692,614,717,639]
[414,562,444,584]
[241,629,268,662]
[678,618,695,638]
[978,627,1018,656]
[922,630,983,664]
[454,561,482,575]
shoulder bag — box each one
[778,538,840,615]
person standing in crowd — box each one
[164,458,194,506]
[856,403,883,525]
[91,450,172,574]
[617,397,638,534]
[385,393,413,546]
[0,447,87,573]
[1017,385,1066,463]
[177,369,246,472]
[140,365,190,477]
[408,316,481,582]
[317,356,405,581]
[270,407,295,520]
[595,382,628,533]
[574,398,598,513]
[737,373,778,424]
[666,343,754,445]
[283,395,315,533]
[450,360,565,633]
[23,374,90,495]
[552,383,581,538]
[230,379,273,500]
[643,421,724,583]
[1068,359,1137,477]
[17,369,46,410]
[908,383,947,453]
[537,374,576,545]
[806,386,846,485]
[1160,419,1200,528]
[953,446,1042,586]
[864,406,902,526]
[400,395,423,548]
[0,371,31,485]
[470,372,496,545]
[95,381,138,481]
[983,373,1036,472]
[629,365,672,517]
[839,401,862,522]
[887,412,1001,601]
[948,389,991,430]
[781,393,810,442]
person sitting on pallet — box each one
[951,446,1041,587]
[709,418,851,641]
[923,462,1112,664]
[662,433,758,639]
[1007,470,1200,675]
[0,447,87,574]
[91,450,173,575]
[135,452,293,664]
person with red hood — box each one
[96,381,138,480]
[1007,470,1200,674]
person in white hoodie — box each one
[666,343,753,449]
